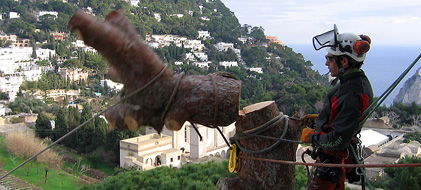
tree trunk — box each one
[68,10,241,133]
[217,101,302,190]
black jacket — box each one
[310,69,373,151]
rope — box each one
[239,155,421,168]
[161,72,184,122]
[0,64,169,180]
[210,75,219,128]
[189,122,203,141]
[232,113,290,154]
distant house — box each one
[33,89,81,102]
[192,62,209,69]
[215,42,234,51]
[219,61,238,68]
[120,133,182,170]
[265,35,284,46]
[248,67,263,74]
[186,52,208,62]
[100,79,123,91]
[38,11,58,19]
[120,122,236,170]
[153,13,161,22]
[360,129,390,148]
[58,68,88,83]
[364,116,391,128]
[12,39,30,47]
[51,32,67,41]
[198,31,211,39]
[9,12,19,19]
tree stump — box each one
[217,101,302,190]
[67,10,241,133]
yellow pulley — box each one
[228,144,241,173]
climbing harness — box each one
[228,144,241,173]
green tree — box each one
[52,108,68,142]
[35,113,52,139]
[383,156,421,190]
[0,92,9,100]
[77,104,96,153]
[403,132,421,143]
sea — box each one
[288,44,421,107]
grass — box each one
[0,136,88,189]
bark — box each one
[68,10,241,133]
[217,101,302,190]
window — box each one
[170,158,173,162]
[178,156,180,160]
[184,127,188,142]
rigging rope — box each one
[231,113,290,154]
[239,155,421,168]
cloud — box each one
[223,0,421,44]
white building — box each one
[215,42,234,51]
[170,14,184,18]
[9,12,19,19]
[127,0,140,7]
[120,122,236,170]
[153,13,161,22]
[0,75,23,101]
[23,66,43,81]
[100,79,123,91]
[219,61,238,68]
[360,129,390,148]
[151,34,187,48]
[192,62,209,69]
[184,40,205,52]
[198,31,211,39]
[120,133,182,170]
[72,40,86,48]
[38,11,58,19]
[186,52,208,62]
[0,46,55,75]
[200,16,210,21]
[248,67,263,74]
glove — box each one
[301,127,315,143]
[299,114,318,129]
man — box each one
[300,25,373,190]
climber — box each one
[300,24,373,190]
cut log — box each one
[68,10,241,133]
[217,101,302,190]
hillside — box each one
[0,0,330,115]
[0,0,331,189]
[394,67,421,105]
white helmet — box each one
[313,24,371,62]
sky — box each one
[222,0,421,46]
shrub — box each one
[5,133,63,169]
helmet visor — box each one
[312,24,338,50]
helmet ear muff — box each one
[354,35,371,54]
[354,40,370,55]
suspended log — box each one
[68,10,241,132]
[217,101,302,190]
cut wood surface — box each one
[217,101,302,190]
[68,10,241,132]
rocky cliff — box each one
[394,67,421,105]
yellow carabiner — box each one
[228,144,241,173]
